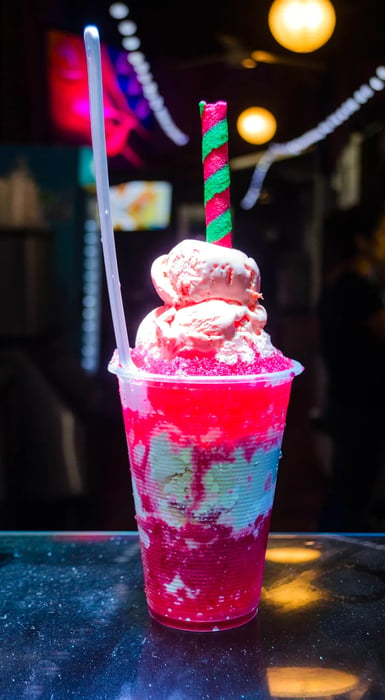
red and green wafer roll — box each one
[199,100,232,248]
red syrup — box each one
[141,512,272,631]
[131,347,293,377]
[120,368,294,630]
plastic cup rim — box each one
[108,353,304,385]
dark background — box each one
[0,0,384,531]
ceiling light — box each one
[237,107,277,145]
[251,50,280,64]
[241,57,257,69]
[268,0,336,53]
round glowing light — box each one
[354,84,373,104]
[109,3,129,19]
[134,61,151,74]
[268,0,336,53]
[143,82,159,96]
[83,282,98,295]
[265,547,321,563]
[82,319,97,332]
[118,20,137,36]
[83,269,98,283]
[81,344,97,358]
[83,257,98,270]
[82,307,97,321]
[237,107,277,145]
[127,51,145,65]
[266,667,359,697]
[137,72,153,85]
[241,57,257,69]
[122,36,140,51]
[150,96,165,111]
[370,76,384,91]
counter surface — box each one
[1,532,385,698]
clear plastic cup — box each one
[109,354,303,631]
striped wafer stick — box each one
[199,100,232,247]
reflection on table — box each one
[0,532,384,699]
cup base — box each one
[148,606,258,632]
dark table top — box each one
[1,532,385,699]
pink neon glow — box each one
[47,31,150,166]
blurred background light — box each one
[237,106,277,145]
[118,20,137,36]
[122,36,140,51]
[268,0,336,53]
[266,667,359,697]
[241,57,257,69]
[109,3,129,20]
[265,546,321,563]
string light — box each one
[122,36,140,51]
[108,3,189,146]
[117,20,137,36]
[241,64,385,209]
[109,3,129,20]
[81,214,102,374]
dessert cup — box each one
[109,355,303,631]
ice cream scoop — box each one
[136,298,268,361]
[133,238,290,372]
[151,238,261,307]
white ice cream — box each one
[135,239,276,364]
